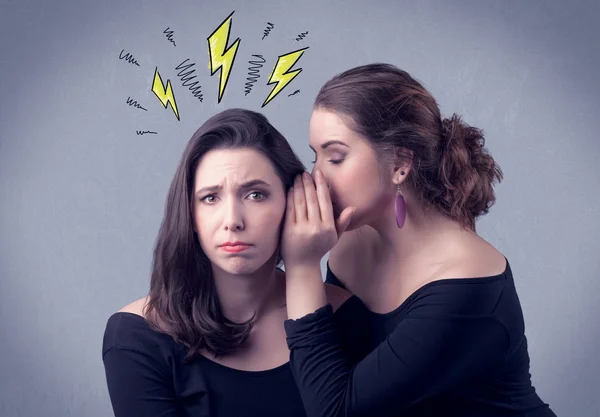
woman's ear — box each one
[393,147,413,184]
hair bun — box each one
[438,114,503,229]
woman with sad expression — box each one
[102,109,366,417]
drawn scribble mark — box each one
[163,27,176,47]
[151,67,180,121]
[245,55,266,96]
[207,11,241,103]
[294,31,308,41]
[136,130,157,135]
[262,22,274,40]
[175,59,203,102]
[288,89,300,97]
[126,96,148,111]
[119,49,140,66]
[262,47,309,107]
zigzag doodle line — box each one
[119,49,140,66]
[262,22,274,40]
[163,27,176,46]
[175,59,203,101]
[126,96,147,111]
[245,54,266,96]
[294,31,308,41]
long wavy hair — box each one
[143,108,305,360]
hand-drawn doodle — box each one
[175,59,203,102]
[207,11,241,103]
[262,47,309,107]
[119,49,140,66]
[164,27,176,46]
[245,55,266,96]
[151,67,180,120]
[294,31,308,41]
[126,96,148,111]
[262,22,274,40]
[122,11,310,135]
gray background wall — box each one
[1,0,598,416]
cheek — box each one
[327,160,383,207]
[255,202,286,237]
[192,206,213,248]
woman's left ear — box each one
[393,147,413,183]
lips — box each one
[219,241,253,253]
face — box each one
[309,109,394,230]
[192,147,286,276]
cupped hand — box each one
[281,170,355,268]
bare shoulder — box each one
[329,225,378,284]
[437,236,507,280]
[118,296,149,318]
[324,283,353,312]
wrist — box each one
[285,262,322,277]
[284,263,327,320]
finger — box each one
[293,174,307,222]
[286,187,296,224]
[335,206,356,238]
[302,172,321,222]
[314,170,334,227]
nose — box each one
[223,199,244,231]
[310,165,330,189]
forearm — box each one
[285,263,328,319]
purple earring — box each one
[395,173,406,228]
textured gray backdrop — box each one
[1,0,598,416]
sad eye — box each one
[201,195,218,204]
[248,191,267,201]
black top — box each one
[102,298,368,417]
[284,258,557,417]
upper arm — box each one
[324,283,352,312]
[103,346,180,417]
[285,307,509,417]
[341,315,509,413]
[102,311,179,417]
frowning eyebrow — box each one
[195,179,271,196]
[309,140,350,152]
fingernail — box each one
[303,172,310,180]
[316,169,322,179]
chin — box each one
[344,218,361,232]
[222,253,278,276]
[222,260,261,276]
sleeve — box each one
[284,304,509,417]
[103,345,181,417]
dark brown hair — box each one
[314,63,503,231]
[144,108,305,360]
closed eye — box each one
[311,158,343,165]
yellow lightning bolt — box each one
[207,11,241,103]
[262,47,309,107]
[151,67,180,121]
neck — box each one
[368,192,470,266]
[211,255,284,324]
